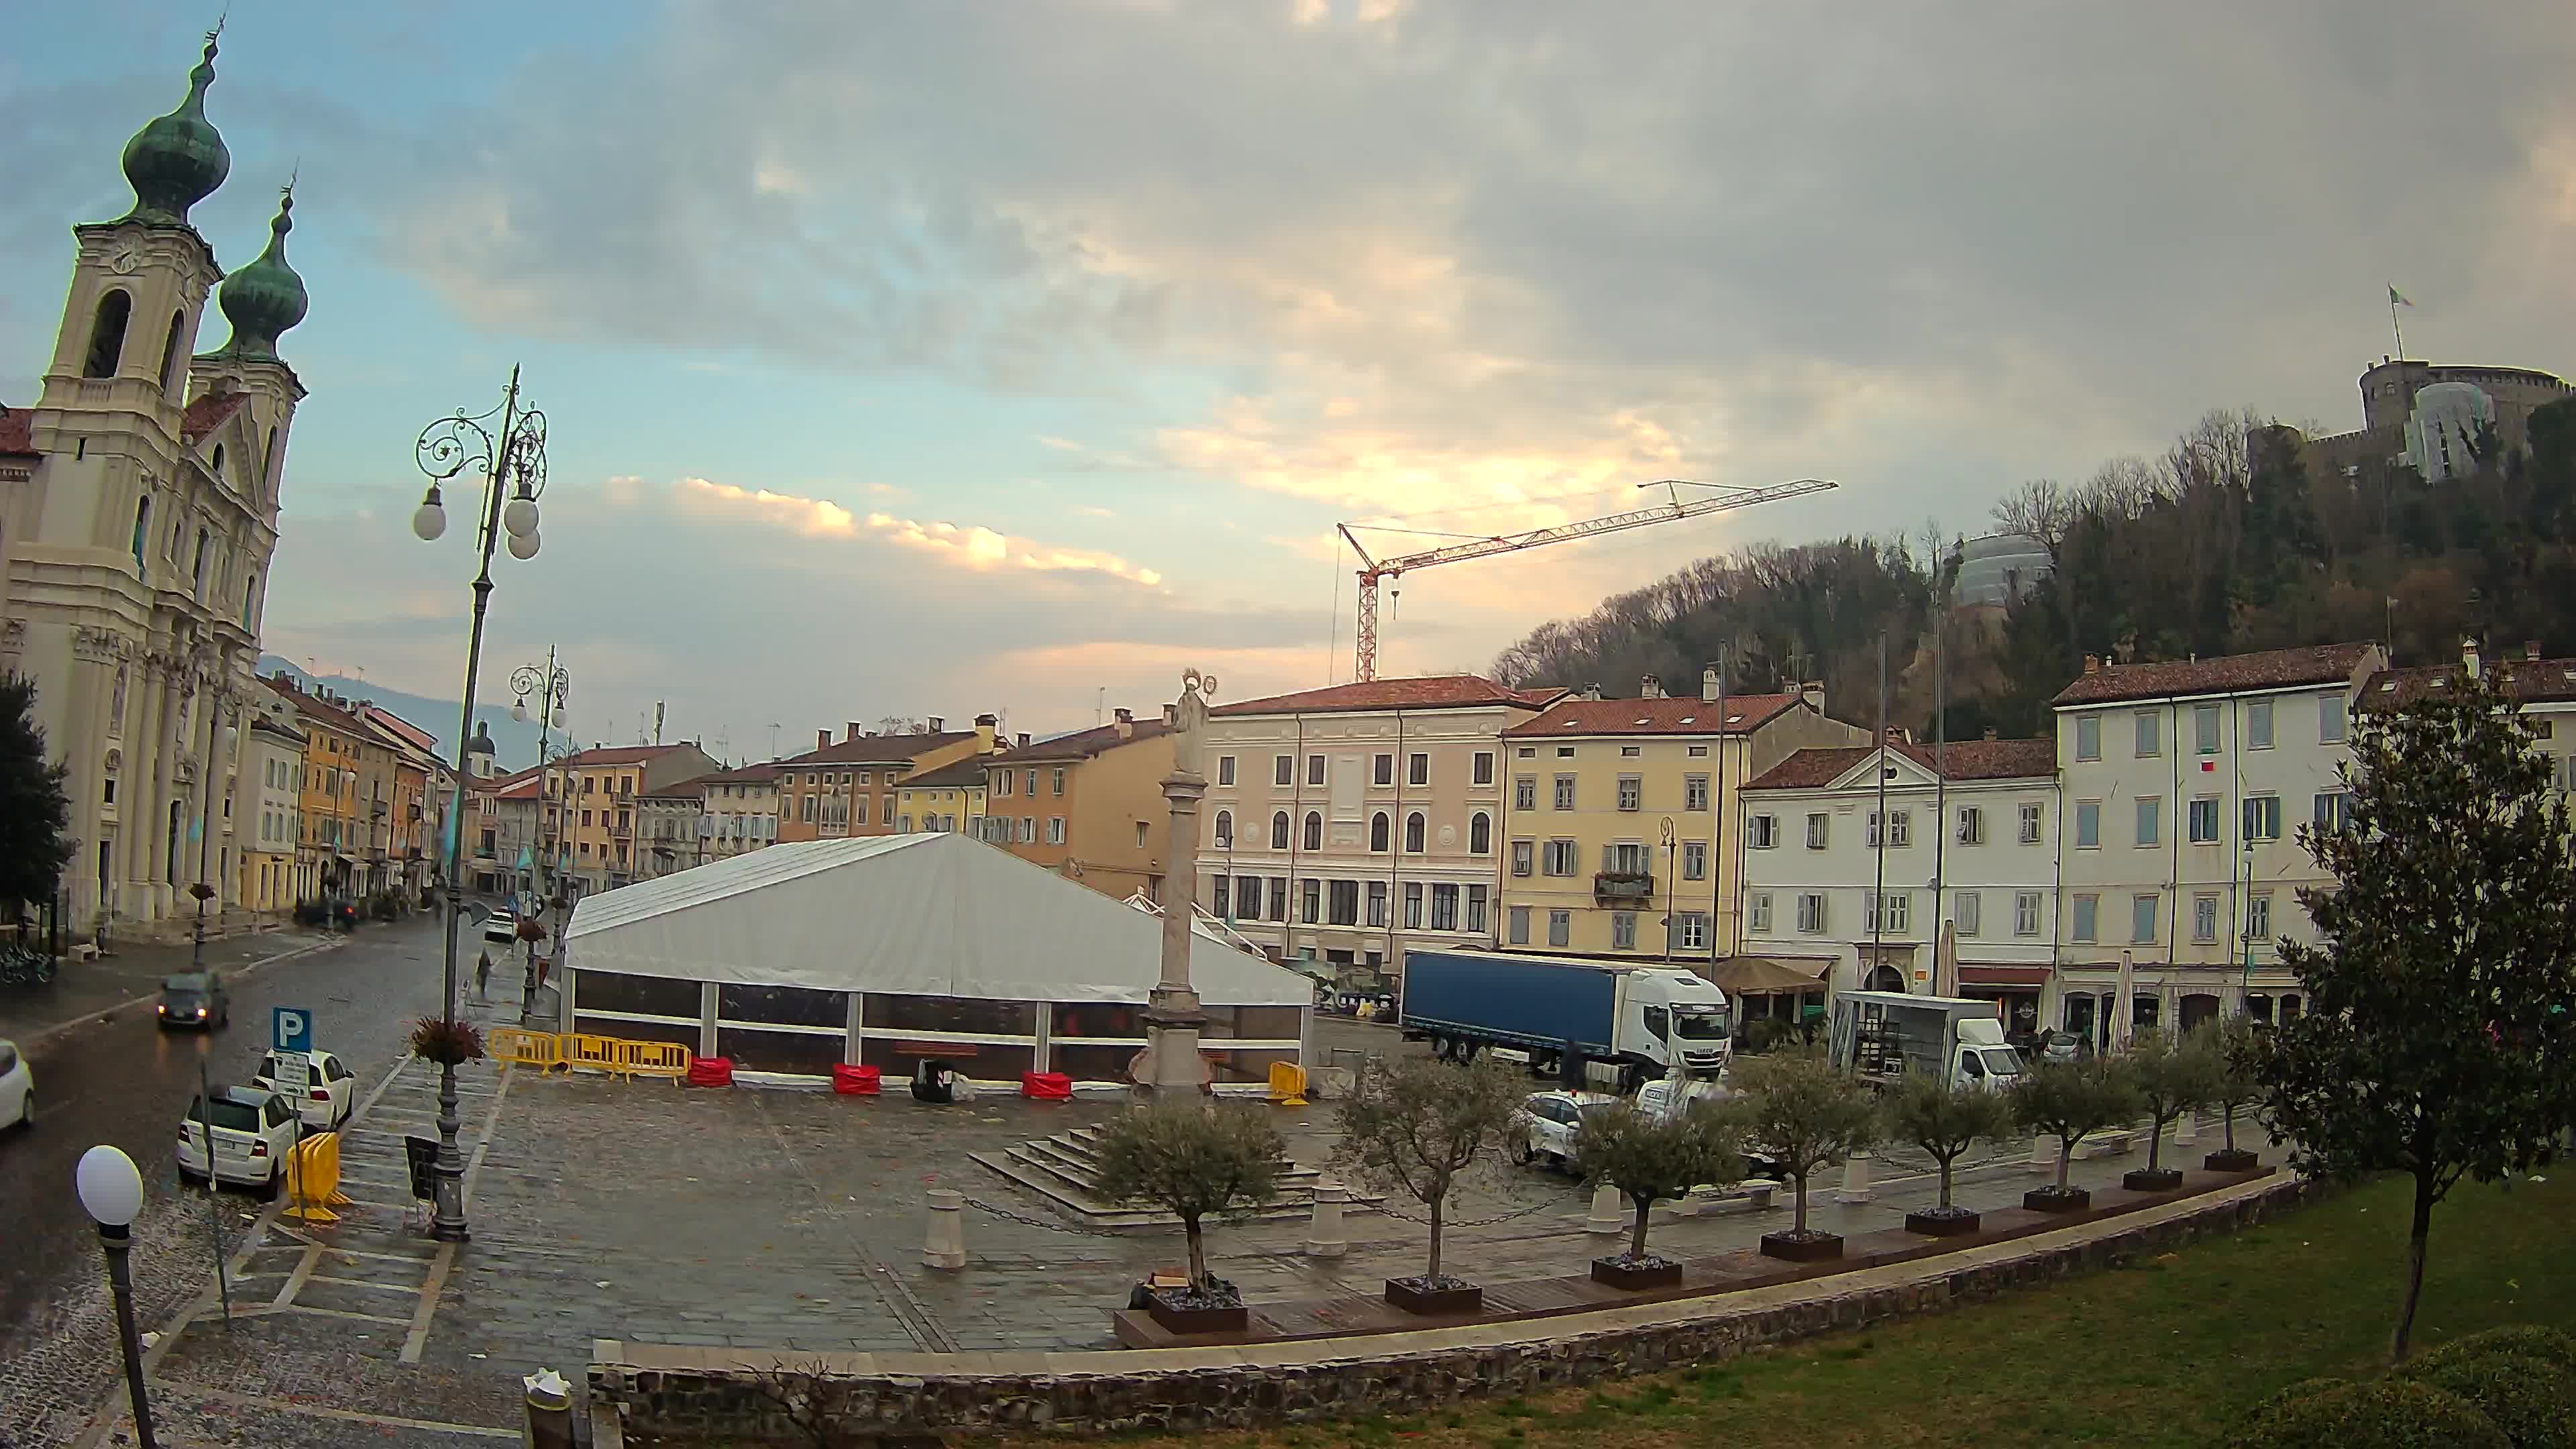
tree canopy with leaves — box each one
[1570,1099,1746,1263]
[1882,1072,2014,1214]
[2253,662,2576,1362]
[2010,1055,2141,1195]
[1333,1056,1524,1285]
[2202,1014,2266,1159]
[0,675,73,913]
[1093,1102,1286,1297]
[1727,1049,1880,1237]
[2126,1028,2222,1175]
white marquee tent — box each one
[559,832,1313,1084]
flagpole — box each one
[2391,292,2405,360]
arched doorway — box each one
[1866,963,1907,993]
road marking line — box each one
[306,1273,426,1295]
[148,1381,518,1438]
[274,1244,322,1308]
[276,1303,413,1326]
[401,1240,459,1364]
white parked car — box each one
[252,1049,357,1133]
[1515,1089,1617,1172]
[482,908,519,946]
[0,1038,30,1132]
[176,1085,299,1196]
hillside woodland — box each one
[1491,397,2576,740]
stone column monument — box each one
[1140,668,1217,1099]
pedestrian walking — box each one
[474,949,491,1003]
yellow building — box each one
[239,708,304,914]
[977,708,1174,901]
[894,757,988,837]
[775,714,998,843]
[543,743,720,899]
[264,675,368,901]
[1496,672,1864,965]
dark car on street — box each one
[156,971,230,1030]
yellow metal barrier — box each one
[1267,1061,1309,1107]
[488,1026,564,1071]
[564,1033,627,1078]
[283,1130,346,1224]
[618,1039,692,1081]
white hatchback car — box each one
[1515,1090,1618,1172]
[482,908,519,946]
[0,1038,30,1132]
[176,1085,299,1196]
[252,1049,357,1133]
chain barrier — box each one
[1371,1195,1562,1229]
[959,1195,1131,1238]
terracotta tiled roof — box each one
[1212,675,1564,718]
[2362,655,2576,708]
[775,731,976,766]
[554,743,702,769]
[180,391,250,444]
[0,406,34,457]
[1743,737,2057,792]
[903,757,994,790]
[1503,694,1802,738]
[689,762,783,785]
[263,674,369,736]
[986,716,1172,762]
[492,773,543,801]
[2049,643,2377,708]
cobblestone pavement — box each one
[44,971,2280,1445]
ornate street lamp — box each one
[76,1144,156,1449]
[411,368,548,1242]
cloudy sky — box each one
[7,1,2573,757]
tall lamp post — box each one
[411,368,549,1242]
[1142,669,1216,1099]
[511,651,570,919]
[188,697,238,971]
[76,1144,157,1449]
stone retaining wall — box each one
[593,1175,2324,1443]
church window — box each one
[158,311,186,394]
[193,528,210,592]
[211,443,225,482]
[130,496,151,570]
[85,290,131,378]
[243,572,256,628]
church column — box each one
[60,635,111,924]
[120,659,167,922]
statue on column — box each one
[1169,667,1217,781]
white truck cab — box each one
[1830,990,2025,1093]
[1622,969,1735,1077]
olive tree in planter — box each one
[2122,1028,2220,1191]
[1731,1049,1880,1261]
[2008,1055,2140,1212]
[2201,1015,2265,1173]
[1333,1055,1523,1314]
[1570,1097,1747,1289]
[1092,1100,1285,1334]
[1883,1071,2014,1236]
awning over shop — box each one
[1957,965,2052,987]
[1709,955,1830,996]
[563,831,1310,1008]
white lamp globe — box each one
[511,698,528,723]
[411,496,447,543]
[76,1144,145,1228]
[502,494,539,539]
[506,528,541,561]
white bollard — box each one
[1303,1179,1350,1258]
[923,1188,967,1270]
[1586,1183,1625,1235]
[2025,1132,2055,1173]
[2174,1110,2199,1146]
[1831,1152,1873,1204]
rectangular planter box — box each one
[1146,1295,1248,1335]
[1383,1279,1483,1315]
[1904,1210,1981,1238]
[1759,1231,1845,1263]
[2123,1167,2184,1192]
[2204,1148,2261,1173]
[2023,1187,2092,1214]
[1590,1256,1684,1290]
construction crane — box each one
[1337,477,1839,682]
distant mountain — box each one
[257,657,546,771]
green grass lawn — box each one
[1059,1171,2575,1449]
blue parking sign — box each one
[272,1006,313,1054]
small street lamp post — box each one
[410,368,550,1241]
[76,1144,157,1449]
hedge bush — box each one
[2405,1355,2576,1449]
[2412,1325,2576,1377]
[2228,1377,2506,1449]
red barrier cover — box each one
[1021,1071,1072,1100]
[831,1062,881,1095]
[686,1056,735,1087]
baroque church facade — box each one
[0,31,310,932]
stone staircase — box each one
[970,1124,1381,1230]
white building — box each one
[1738,736,2061,1034]
[1195,675,1562,986]
[2049,642,2384,1041]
